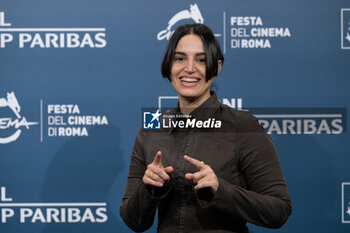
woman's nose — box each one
[184,60,195,73]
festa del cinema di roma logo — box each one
[157,4,203,41]
[0,91,109,143]
[156,3,291,49]
[0,92,38,144]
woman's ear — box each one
[216,60,222,77]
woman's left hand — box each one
[184,155,219,195]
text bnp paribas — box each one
[0,12,107,49]
[0,186,108,224]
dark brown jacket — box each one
[120,93,291,233]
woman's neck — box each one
[179,92,211,115]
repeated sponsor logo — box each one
[255,108,345,135]
[0,12,106,48]
[0,92,38,144]
[341,8,350,49]
[0,186,107,224]
[47,104,108,137]
[157,96,243,111]
[157,96,346,134]
[157,4,204,41]
[229,16,291,49]
[156,3,292,50]
[0,91,109,144]
[342,183,350,223]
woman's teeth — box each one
[180,77,199,82]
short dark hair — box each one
[161,23,224,82]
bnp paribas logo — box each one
[0,12,107,48]
[0,92,38,144]
[341,8,350,49]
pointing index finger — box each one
[153,151,162,165]
[184,155,202,169]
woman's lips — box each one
[180,77,200,87]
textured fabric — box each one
[120,93,292,233]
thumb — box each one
[185,173,194,181]
[164,166,174,175]
[153,151,163,165]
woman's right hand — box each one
[142,151,174,187]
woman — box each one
[120,23,291,233]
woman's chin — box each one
[177,91,199,100]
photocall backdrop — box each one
[1,0,350,232]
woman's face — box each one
[170,34,214,104]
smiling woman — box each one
[120,23,292,233]
[169,34,215,114]
[161,24,223,80]
[161,24,223,115]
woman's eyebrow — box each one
[195,52,206,56]
[174,51,206,56]
[174,51,186,55]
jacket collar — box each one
[188,91,221,121]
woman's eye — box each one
[174,57,184,62]
[197,58,206,63]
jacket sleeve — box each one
[119,130,171,232]
[207,112,292,228]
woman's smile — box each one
[180,76,200,87]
